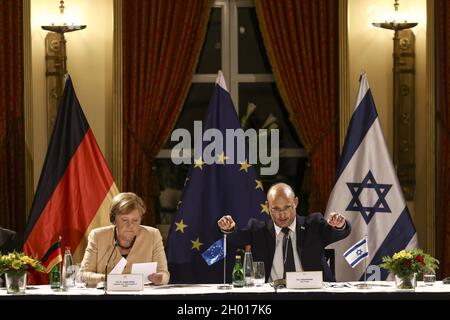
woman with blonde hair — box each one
[80,192,169,286]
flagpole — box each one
[356,262,370,289]
[357,235,371,289]
[218,234,232,290]
[364,256,367,283]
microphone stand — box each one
[104,240,117,294]
[218,234,232,290]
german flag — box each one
[41,241,62,273]
[23,76,119,284]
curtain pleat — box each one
[0,1,25,234]
[438,0,450,278]
[122,0,211,226]
[255,0,339,212]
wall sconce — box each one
[41,1,86,139]
[372,0,417,200]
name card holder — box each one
[107,274,144,291]
[286,271,323,289]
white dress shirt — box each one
[269,218,303,281]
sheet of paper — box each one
[109,257,127,274]
[132,262,157,284]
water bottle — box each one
[243,244,254,287]
[232,255,244,288]
[49,264,61,290]
[62,247,75,289]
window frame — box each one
[157,0,307,160]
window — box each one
[156,0,308,227]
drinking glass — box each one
[253,261,265,286]
[423,270,436,286]
[74,264,86,288]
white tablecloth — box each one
[1,281,449,296]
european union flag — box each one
[202,238,225,266]
[167,71,269,283]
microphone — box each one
[272,278,286,291]
[103,240,118,293]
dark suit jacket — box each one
[0,227,18,254]
[0,227,19,287]
[227,213,351,282]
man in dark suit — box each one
[0,227,19,287]
[218,183,351,282]
[0,227,18,254]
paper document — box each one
[109,257,127,274]
[132,262,157,284]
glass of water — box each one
[423,270,436,286]
[74,264,86,288]
[253,261,265,286]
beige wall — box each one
[348,0,432,251]
[30,0,113,189]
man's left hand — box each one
[327,212,346,229]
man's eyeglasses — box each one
[270,205,294,213]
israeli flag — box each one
[325,73,418,281]
[343,238,368,268]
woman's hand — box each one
[148,272,163,285]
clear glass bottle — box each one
[49,263,61,290]
[232,255,244,288]
[243,244,254,287]
[62,246,75,289]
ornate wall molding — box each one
[339,0,350,149]
[23,0,34,218]
[425,0,436,255]
[112,0,123,189]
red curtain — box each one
[255,0,339,212]
[0,1,25,233]
[122,0,211,226]
[438,0,450,277]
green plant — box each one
[379,248,439,278]
[240,102,278,132]
[0,251,45,275]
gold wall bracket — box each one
[372,0,417,200]
[44,32,67,139]
[394,29,416,200]
[41,0,86,138]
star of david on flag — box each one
[343,238,368,268]
[325,73,418,281]
[346,170,392,224]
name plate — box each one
[286,271,323,289]
[107,274,144,291]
